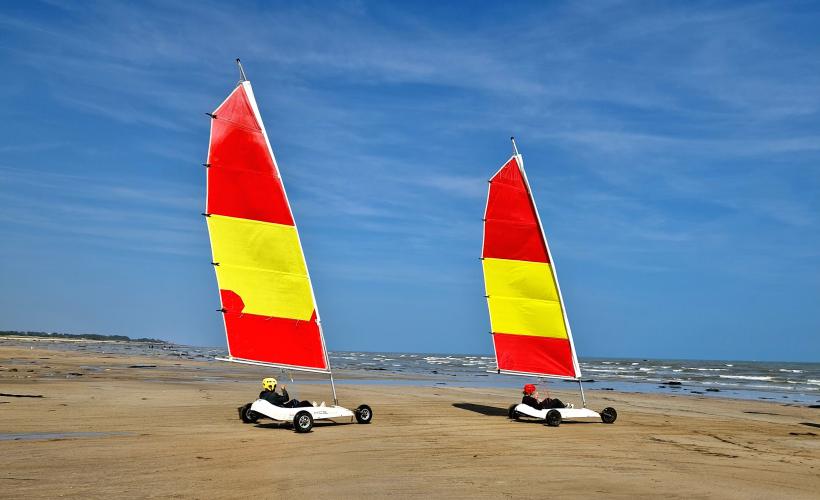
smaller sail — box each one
[482,154,580,379]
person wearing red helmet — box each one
[521,383,569,410]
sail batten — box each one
[206,80,330,373]
[482,153,580,379]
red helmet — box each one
[523,384,536,395]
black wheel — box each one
[600,407,617,424]
[239,403,258,424]
[544,409,562,427]
[293,410,313,433]
[508,404,519,420]
[355,404,373,424]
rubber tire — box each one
[355,404,373,424]
[239,403,258,424]
[600,407,617,424]
[508,404,519,420]
[294,410,313,433]
[545,409,562,427]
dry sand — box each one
[1,343,818,499]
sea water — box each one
[2,338,817,404]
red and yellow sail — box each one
[482,153,580,378]
[206,80,328,371]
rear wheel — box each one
[508,404,519,420]
[600,407,617,424]
[544,409,562,427]
[294,411,313,433]
[355,404,373,424]
[239,403,258,424]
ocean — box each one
[3,337,818,405]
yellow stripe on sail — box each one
[483,258,568,339]
[207,214,314,320]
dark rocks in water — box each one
[601,387,614,391]
[808,405,820,409]
[658,385,666,388]
[128,365,157,369]
[0,393,44,398]
[581,379,595,383]
[431,370,438,374]
[690,391,703,394]
[363,367,386,371]
[663,381,682,386]
[705,388,720,392]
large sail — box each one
[482,150,580,379]
[205,78,329,372]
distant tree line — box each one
[0,330,167,344]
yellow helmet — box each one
[262,378,277,391]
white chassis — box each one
[511,404,617,426]
[250,399,355,422]
[241,399,372,432]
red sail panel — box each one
[482,157,548,263]
[207,85,294,226]
[221,291,327,370]
[493,333,575,377]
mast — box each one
[241,75,339,406]
[512,138,585,406]
[483,137,586,405]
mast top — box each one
[511,136,520,157]
[236,58,248,83]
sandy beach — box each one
[1,343,818,499]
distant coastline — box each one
[0,330,167,344]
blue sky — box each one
[1,1,818,361]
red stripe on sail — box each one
[221,290,327,370]
[207,86,294,226]
[492,332,576,378]
[483,157,548,263]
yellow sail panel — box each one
[207,214,314,320]
[487,296,568,339]
[484,257,567,339]
[482,258,559,302]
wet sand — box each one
[1,344,818,499]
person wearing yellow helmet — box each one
[259,377,312,408]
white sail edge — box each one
[240,79,336,384]
[514,152,583,379]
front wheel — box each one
[355,404,373,424]
[293,410,314,433]
[239,403,258,424]
[600,407,617,424]
[544,409,562,427]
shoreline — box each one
[2,336,817,406]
